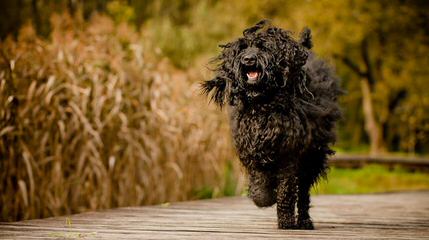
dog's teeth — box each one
[247,72,259,81]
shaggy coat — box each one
[202,20,342,229]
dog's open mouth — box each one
[246,71,259,81]
[243,66,261,84]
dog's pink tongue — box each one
[247,71,259,79]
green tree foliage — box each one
[285,0,429,153]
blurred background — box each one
[0,0,428,221]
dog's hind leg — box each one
[297,151,328,229]
[296,175,314,229]
[248,169,277,207]
[276,165,297,229]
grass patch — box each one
[192,160,243,200]
[312,164,429,194]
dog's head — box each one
[202,20,312,107]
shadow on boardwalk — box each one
[1,191,428,239]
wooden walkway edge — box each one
[329,155,429,172]
[1,191,428,239]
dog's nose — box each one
[242,55,256,65]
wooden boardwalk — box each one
[1,191,428,239]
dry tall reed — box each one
[0,14,244,221]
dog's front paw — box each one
[278,218,296,229]
[297,218,314,230]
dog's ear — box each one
[200,77,227,108]
[243,19,271,37]
[299,27,313,49]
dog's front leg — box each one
[276,169,297,229]
[248,168,277,207]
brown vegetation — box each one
[0,14,243,221]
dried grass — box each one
[0,14,244,221]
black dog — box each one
[202,20,341,229]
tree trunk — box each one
[31,0,40,34]
[334,37,387,155]
[360,79,384,155]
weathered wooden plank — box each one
[1,191,428,239]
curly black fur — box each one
[202,20,342,229]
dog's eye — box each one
[255,41,265,49]
[255,40,271,51]
[239,42,248,50]
[236,39,248,50]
